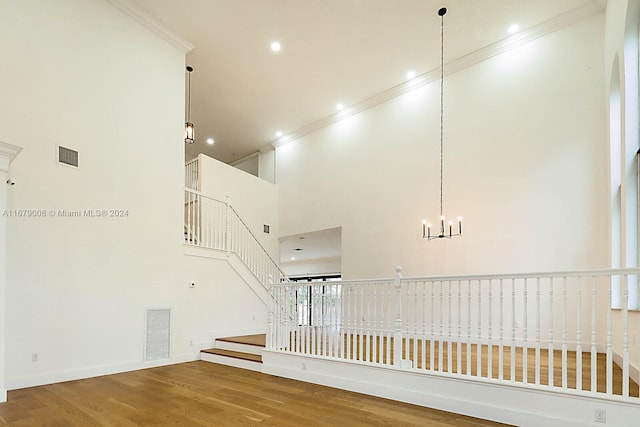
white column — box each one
[0,141,22,403]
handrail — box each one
[229,205,289,283]
[184,187,288,284]
[318,267,640,286]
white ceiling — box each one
[127,0,600,164]
[280,227,342,264]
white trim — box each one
[271,1,604,149]
[263,350,639,427]
[6,352,197,391]
[105,0,194,54]
[0,141,22,173]
[0,388,6,403]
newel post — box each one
[225,195,231,257]
[393,266,403,367]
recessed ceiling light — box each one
[336,103,344,111]
[508,24,520,34]
[206,138,214,145]
[275,131,283,137]
[290,256,296,261]
[271,41,281,52]
[407,71,416,79]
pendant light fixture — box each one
[185,65,195,144]
[422,7,462,240]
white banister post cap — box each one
[394,266,403,288]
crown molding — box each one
[271,1,604,149]
[0,141,22,173]
[105,0,194,54]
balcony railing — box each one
[267,267,640,402]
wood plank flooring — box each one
[0,362,509,426]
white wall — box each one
[231,153,259,177]
[199,154,279,260]
[0,0,218,390]
[183,253,267,342]
[276,14,608,280]
[604,0,640,381]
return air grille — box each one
[145,308,171,361]
[58,145,79,167]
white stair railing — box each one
[185,158,199,191]
[184,188,288,288]
[267,266,640,403]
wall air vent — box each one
[57,145,79,168]
[145,308,171,361]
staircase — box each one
[200,334,265,372]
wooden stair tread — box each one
[201,348,263,363]
[216,334,266,347]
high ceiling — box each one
[127,0,601,164]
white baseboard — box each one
[6,352,198,391]
[262,350,640,427]
[0,388,6,403]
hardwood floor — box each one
[291,332,639,397]
[0,361,509,426]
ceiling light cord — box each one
[439,9,444,221]
[187,69,192,122]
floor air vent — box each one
[58,145,79,167]
[145,308,171,361]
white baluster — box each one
[607,276,612,395]
[225,196,230,257]
[511,278,516,383]
[359,285,364,361]
[623,274,629,397]
[414,282,419,369]
[535,277,541,385]
[499,278,504,381]
[477,280,482,378]
[447,280,452,374]
[576,276,583,391]
[457,280,462,376]
[373,284,378,363]
[386,283,392,365]
[405,281,411,367]
[562,276,568,389]
[422,281,427,371]
[467,280,472,377]
[365,285,371,363]
[430,280,435,371]
[523,278,528,384]
[488,279,493,380]
[439,281,444,373]
[393,266,403,367]
[548,278,554,387]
